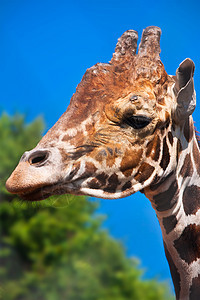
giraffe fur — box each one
[6,26,200,299]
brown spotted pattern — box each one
[190,275,200,300]
[184,118,193,143]
[134,163,155,184]
[182,185,200,216]
[146,135,161,161]
[174,224,200,264]
[168,131,173,145]
[162,215,178,234]
[160,136,170,171]
[150,171,174,191]
[104,174,120,193]
[176,139,182,164]
[153,180,178,212]
[180,153,194,178]
[122,181,132,192]
[120,149,143,177]
[96,173,109,186]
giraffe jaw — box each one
[18,179,136,201]
[16,174,139,201]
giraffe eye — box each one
[130,95,138,102]
[123,115,152,129]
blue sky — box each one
[1,0,200,290]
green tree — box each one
[0,113,174,300]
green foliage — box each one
[0,113,174,300]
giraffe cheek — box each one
[95,150,107,163]
[120,149,143,177]
[106,150,117,168]
[84,162,97,177]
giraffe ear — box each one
[173,58,196,123]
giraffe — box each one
[6,26,200,299]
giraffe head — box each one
[6,26,196,201]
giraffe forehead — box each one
[66,74,170,128]
[115,82,157,105]
[41,74,173,149]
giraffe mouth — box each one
[19,179,84,201]
[18,180,75,201]
[19,184,61,201]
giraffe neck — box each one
[145,132,200,299]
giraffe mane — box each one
[195,127,200,148]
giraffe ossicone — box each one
[6,26,200,299]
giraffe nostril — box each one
[29,150,49,166]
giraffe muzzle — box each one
[6,147,63,197]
